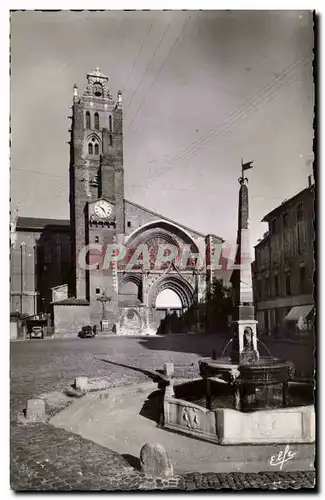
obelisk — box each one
[231,160,259,365]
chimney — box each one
[308,175,312,187]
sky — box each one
[10,10,314,254]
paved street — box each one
[10,334,315,491]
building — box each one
[10,68,225,336]
[10,217,71,316]
[252,179,315,336]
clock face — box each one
[94,200,112,218]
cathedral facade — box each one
[11,68,225,337]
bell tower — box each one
[69,68,124,310]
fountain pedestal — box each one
[161,161,314,444]
[198,162,293,413]
[205,162,292,411]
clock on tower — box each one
[94,200,112,218]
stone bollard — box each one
[140,443,174,478]
[163,363,174,378]
[75,377,88,392]
[26,399,46,422]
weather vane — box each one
[239,158,254,184]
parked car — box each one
[27,325,44,340]
[78,325,96,338]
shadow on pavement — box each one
[136,333,315,380]
[139,389,163,424]
[137,333,230,358]
[95,358,168,387]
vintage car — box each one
[78,325,97,338]
[26,325,44,340]
[25,317,48,340]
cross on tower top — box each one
[86,67,108,84]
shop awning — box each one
[284,304,314,322]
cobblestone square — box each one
[10,335,315,491]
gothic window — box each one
[94,112,100,130]
[94,236,99,243]
[88,137,100,156]
[93,83,103,97]
[86,111,91,129]
[109,115,112,132]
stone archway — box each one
[119,274,142,302]
[148,274,195,310]
[147,274,195,332]
[119,219,204,335]
[124,220,201,271]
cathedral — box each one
[10,68,225,337]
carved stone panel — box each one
[118,308,142,335]
[182,407,200,429]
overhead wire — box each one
[125,22,171,113]
[140,57,310,184]
[121,22,153,95]
[11,168,67,179]
[125,183,290,201]
[126,15,191,131]
[13,56,310,203]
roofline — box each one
[261,184,314,223]
[125,199,224,242]
[16,217,70,231]
[254,238,270,249]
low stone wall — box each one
[216,405,315,444]
[164,394,315,445]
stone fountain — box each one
[162,161,315,444]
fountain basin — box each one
[163,379,315,445]
[199,357,293,411]
[199,357,293,382]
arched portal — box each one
[148,274,195,310]
[148,275,195,333]
[154,288,183,333]
[148,274,195,309]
